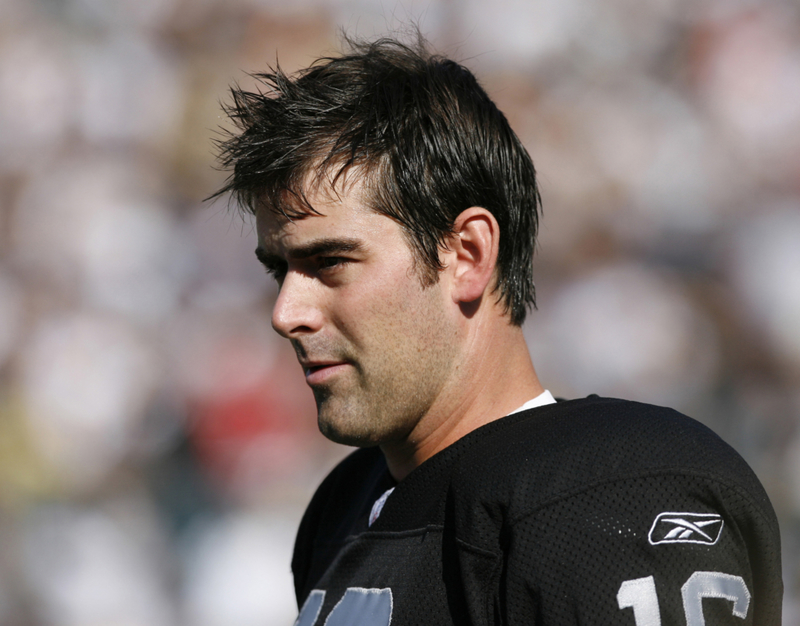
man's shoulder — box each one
[452,396,768,513]
[471,395,747,469]
[456,398,784,625]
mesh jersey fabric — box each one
[291,396,783,625]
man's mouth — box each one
[303,361,349,384]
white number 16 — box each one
[617,571,750,626]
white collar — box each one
[507,390,556,416]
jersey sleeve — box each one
[499,473,782,625]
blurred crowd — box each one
[0,0,798,623]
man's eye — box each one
[318,257,346,270]
[264,263,287,281]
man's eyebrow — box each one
[255,238,364,265]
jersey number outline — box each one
[617,571,750,626]
[294,587,393,626]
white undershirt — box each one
[368,390,557,526]
[507,389,557,415]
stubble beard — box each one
[312,365,423,448]
[298,278,459,449]
[311,342,456,449]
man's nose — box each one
[271,273,324,338]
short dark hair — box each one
[212,36,541,325]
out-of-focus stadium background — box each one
[0,0,798,623]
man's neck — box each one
[380,323,544,481]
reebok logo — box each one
[648,512,724,546]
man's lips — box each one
[302,361,349,384]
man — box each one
[212,37,782,625]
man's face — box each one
[255,180,460,447]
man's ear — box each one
[444,207,500,305]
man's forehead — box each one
[255,207,316,253]
[255,178,377,251]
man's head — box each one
[213,36,541,325]
[252,174,467,447]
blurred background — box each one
[0,0,798,623]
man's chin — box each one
[317,415,381,447]
[313,390,374,445]
[314,394,415,447]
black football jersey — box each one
[291,397,783,625]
